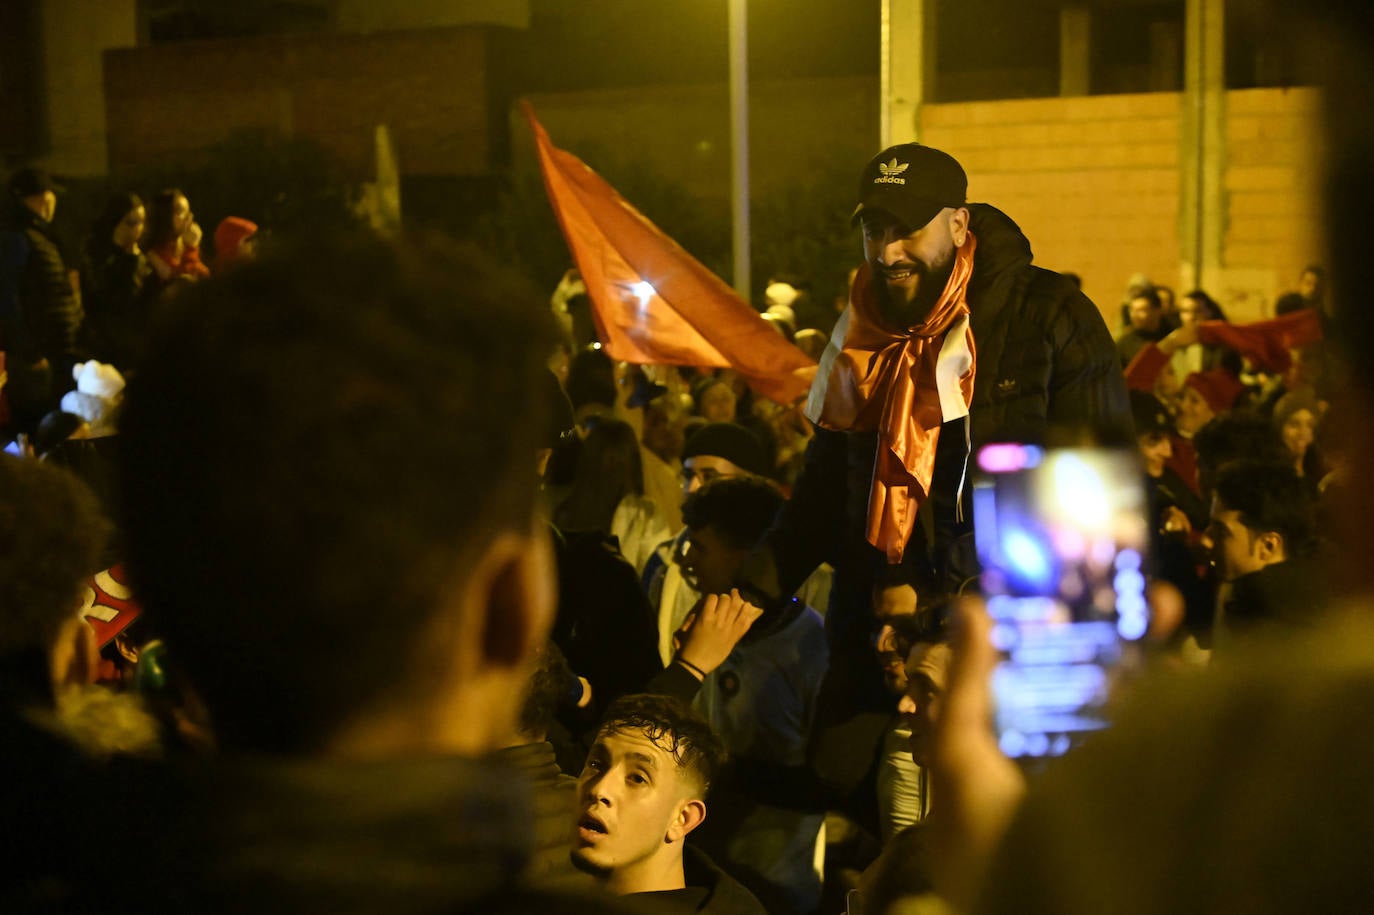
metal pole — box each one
[729,0,751,300]
[880,0,892,146]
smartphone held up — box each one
[972,444,1149,760]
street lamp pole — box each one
[729,0,751,300]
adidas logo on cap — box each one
[874,158,909,185]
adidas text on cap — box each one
[851,143,967,231]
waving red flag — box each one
[1198,309,1323,373]
[523,102,815,404]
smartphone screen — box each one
[972,444,1149,759]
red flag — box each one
[1197,310,1323,373]
[523,102,815,404]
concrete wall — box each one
[1221,87,1326,319]
[104,27,493,180]
[920,87,1326,323]
[35,0,138,175]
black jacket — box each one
[552,528,665,722]
[1222,556,1328,644]
[0,202,81,366]
[80,243,153,371]
[626,845,766,915]
[746,203,1131,626]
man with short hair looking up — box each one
[572,693,765,914]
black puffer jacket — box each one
[746,204,1131,633]
[0,201,81,365]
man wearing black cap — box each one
[0,166,83,432]
[748,141,1127,600]
[734,144,1129,806]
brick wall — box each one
[919,89,1328,325]
[103,27,494,180]
[920,93,1182,327]
[1222,87,1326,319]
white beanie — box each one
[71,361,126,400]
[765,281,801,310]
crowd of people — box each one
[0,172,257,444]
[1,7,1371,911]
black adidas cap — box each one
[851,143,967,231]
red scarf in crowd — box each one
[806,235,978,562]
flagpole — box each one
[729,0,751,301]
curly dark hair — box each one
[120,231,558,752]
[520,641,576,740]
[596,693,727,796]
[1213,460,1316,559]
[0,456,110,658]
[681,476,783,550]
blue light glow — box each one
[1118,612,1148,640]
[1003,528,1055,592]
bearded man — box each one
[734,143,1131,807]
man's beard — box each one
[873,250,956,330]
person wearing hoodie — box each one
[571,693,766,915]
[733,143,1131,818]
[743,141,1130,611]
[212,216,258,273]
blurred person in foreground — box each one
[0,456,160,905]
[105,233,640,913]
